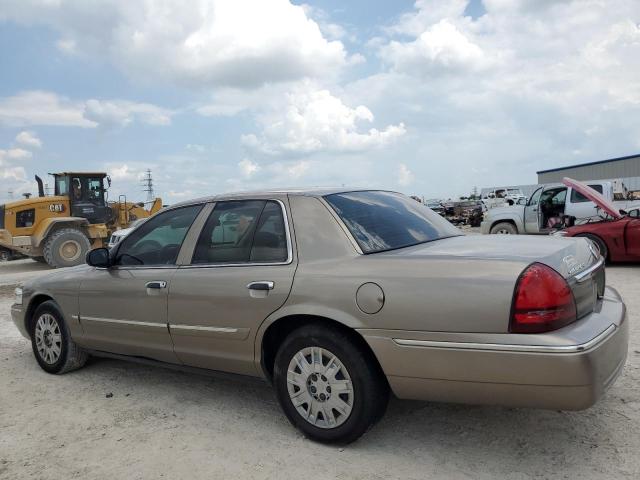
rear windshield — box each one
[324,191,461,254]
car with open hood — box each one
[481,178,638,235]
[11,188,628,443]
[552,178,640,262]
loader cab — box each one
[53,172,112,224]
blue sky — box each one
[1,0,638,204]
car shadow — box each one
[80,354,618,462]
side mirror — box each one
[86,247,111,268]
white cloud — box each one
[0,148,32,161]
[380,20,488,75]
[83,99,173,128]
[0,146,32,199]
[243,86,406,155]
[15,131,42,148]
[0,91,172,129]
[238,159,260,178]
[397,163,414,186]
[1,0,349,89]
[0,91,94,128]
[108,164,140,181]
[186,144,206,153]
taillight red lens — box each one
[510,263,577,333]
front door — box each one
[168,198,296,375]
[78,204,204,363]
[523,187,543,233]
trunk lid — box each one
[383,235,596,277]
[380,234,604,320]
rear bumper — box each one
[360,286,628,410]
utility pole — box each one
[141,169,154,203]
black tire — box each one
[33,256,47,264]
[273,323,389,444]
[30,300,88,374]
[43,228,91,268]
[578,233,609,262]
[490,221,518,234]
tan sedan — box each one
[11,189,628,443]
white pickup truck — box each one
[481,187,527,209]
[481,180,640,235]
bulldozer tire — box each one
[33,256,47,263]
[43,228,91,268]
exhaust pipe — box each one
[35,175,45,197]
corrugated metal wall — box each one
[537,156,640,190]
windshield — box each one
[324,191,461,254]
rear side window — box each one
[570,184,604,203]
[250,201,288,262]
[115,205,203,266]
[192,200,288,264]
[324,191,461,254]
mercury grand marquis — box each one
[11,189,628,443]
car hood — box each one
[112,227,133,237]
[378,234,598,278]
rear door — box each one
[78,204,204,363]
[168,197,297,376]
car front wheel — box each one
[490,221,517,234]
[30,300,88,374]
[273,324,388,444]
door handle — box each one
[247,281,274,291]
[145,281,167,289]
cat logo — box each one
[48,204,65,213]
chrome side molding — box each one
[393,324,616,354]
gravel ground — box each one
[0,259,639,479]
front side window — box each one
[192,200,288,264]
[86,177,104,202]
[570,184,604,203]
[115,204,202,266]
[324,191,461,254]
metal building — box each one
[537,153,640,191]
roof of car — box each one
[168,187,378,208]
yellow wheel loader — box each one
[0,172,162,268]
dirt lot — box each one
[1,259,639,480]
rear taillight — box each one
[510,263,577,333]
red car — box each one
[552,178,640,262]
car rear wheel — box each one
[273,324,388,444]
[490,222,517,234]
[30,300,88,374]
